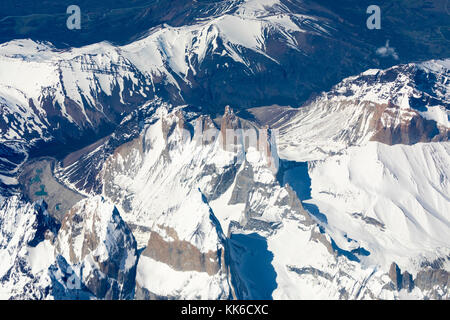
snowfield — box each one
[304,142,450,275]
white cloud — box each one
[376,40,399,60]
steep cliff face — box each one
[387,262,449,299]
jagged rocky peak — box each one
[135,190,230,300]
[55,196,138,300]
[220,105,240,135]
[218,105,279,172]
[387,262,449,299]
[0,197,59,299]
[28,200,61,247]
[58,101,282,202]
[0,194,141,300]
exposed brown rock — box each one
[369,102,448,145]
[388,262,403,290]
[309,228,335,256]
[415,268,449,296]
[220,106,241,149]
[401,271,414,292]
[142,226,222,276]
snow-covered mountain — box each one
[1,107,449,299]
[8,90,445,299]
[0,0,380,149]
[0,0,449,301]
[250,59,449,161]
[0,195,136,299]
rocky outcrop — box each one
[0,197,56,299]
[27,200,61,247]
[388,263,401,290]
[370,102,448,145]
[55,196,138,299]
[415,268,449,299]
[387,262,449,298]
[0,195,142,300]
[143,227,222,276]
